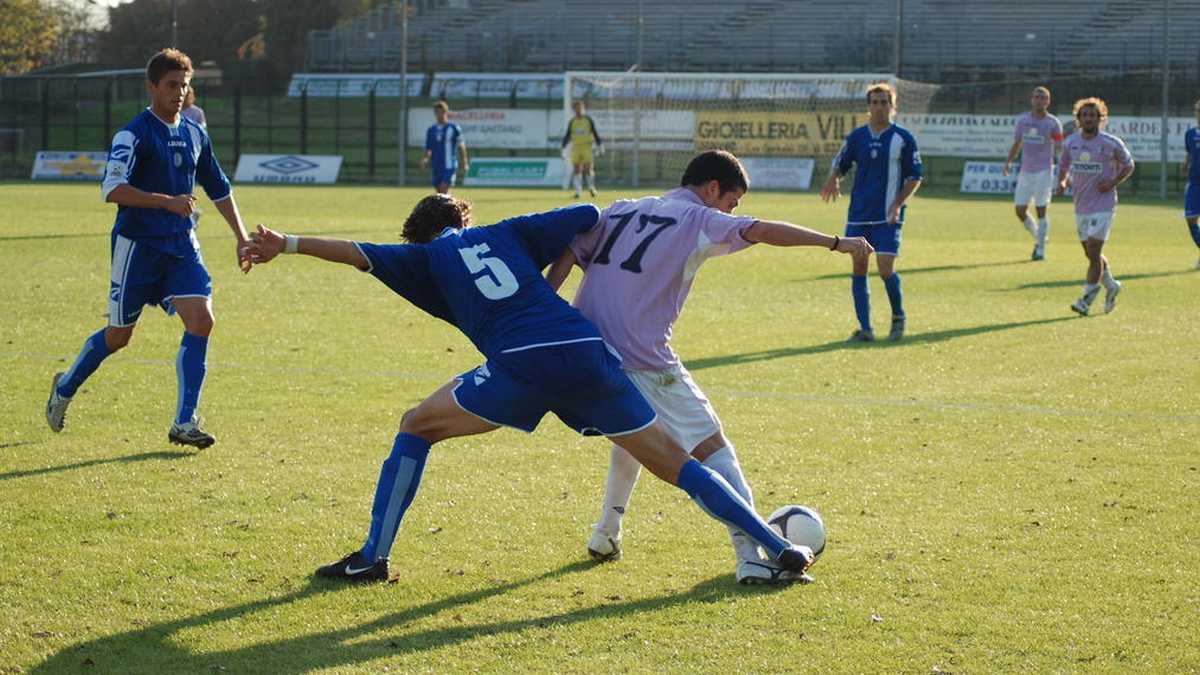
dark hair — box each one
[146,48,193,84]
[680,150,749,194]
[402,194,473,244]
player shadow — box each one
[684,315,1076,371]
[32,560,767,672]
[0,450,193,482]
[802,259,1028,282]
[998,269,1196,291]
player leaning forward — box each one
[45,49,252,447]
[246,196,818,584]
[548,150,873,584]
[1003,86,1063,261]
[1058,97,1134,316]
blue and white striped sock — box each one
[361,433,431,562]
[57,329,112,398]
[175,332,208,425]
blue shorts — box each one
[845,222,902,256]
[108,232,211,327]
[1185,183,1200,218]
[452,339,657,436]
[432,168,456,187]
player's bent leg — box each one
[46,324,133,433]
[609,423,812,574]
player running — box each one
[1057,97,1134,316]
[246,196,816,584]
[547,150,872,585]
[1003,86,1064,261]
[44,48,252,448]
[562,100,604,199]
[1182,98,1200,269]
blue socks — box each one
[361,433,431,562]
[1188,221,1200,248]
[851,274,871,331]
[676,459,791,560]
[175,332,209,425]
[883,273,905,319]
[57,329,112,398]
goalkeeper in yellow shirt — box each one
[562,100,604,198]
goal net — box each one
[563,71,940,189]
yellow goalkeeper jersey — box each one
[562,116,602,149]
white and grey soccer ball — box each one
[767,505,826,560]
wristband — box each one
[284,234,299,254]
[830,235,839,251]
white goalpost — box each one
[563,71,940,189]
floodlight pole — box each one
[1160,0,1169,199]
[893,0,903,75]
[171,0,178,47]
[632,0,643,187]
[399,0,408,187]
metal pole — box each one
[632,1,643,187]
[893,0,903,75]
[1160,0,1169,199]
[171,0,178,47]
[399,0,409,186]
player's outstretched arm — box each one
[742,220,873,259]
[211,195,252,273]
[544,248,577,292]
[248,225,369,269]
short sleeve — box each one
[833,134,855,175]
[195,133,231,202]
[1059,143,1073,172]
[568,204,613,269]
[1051,117,1064,141]
[355,241,453,322]
[699,207,756,255]
[1013,117,1026,141]
[1113,137,1133,167]
[503,204,601,270]
[102,129,138,200]
[901,132,923,181]
[425,127,434,150]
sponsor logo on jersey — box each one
[1072,162,1103,175]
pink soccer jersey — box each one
[1014,112,1064,173]
[569,188,757,371]
[1060,131,1134,215]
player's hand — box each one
[835,236,873,260]
[887,203,902,224]
[248,224,285,265]
[236,239,253,274]
[596,144,605,157]
[164,194,196,217]
[819,175,841,203]
[419,156,429,168]
[1096,179,1114,193]
[1002,163,1011,177]
[1056,180,1068,196]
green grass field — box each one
[2,183,1198,673]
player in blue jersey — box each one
[419,100,469,194]
[246,195,815,584]
[1183,98,1200,269]
[44,49,252,448]
[820,82,923,342]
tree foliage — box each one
[0,0,61,75]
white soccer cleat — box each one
[1070,298,1090,316]
[1194,255,1199,270]
[1104,280,1122,314]
[586,528,622,562]
[45,372,71,432]
[736,559,814,586]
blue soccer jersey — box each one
[355,204,603,357]
[102,109,231,255]
[1185,128,1200,185]
[425,123,464,172]
[832,124,923,225]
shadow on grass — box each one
[802,258,1029,282]
[998,269,1197,291]
[684,315,1077,371]
[32,560,772,672]
[0,450,193,482]
[0,227,390,243]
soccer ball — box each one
[767,505,826,560]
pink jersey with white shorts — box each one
[1060,131,1134,215]
[1014,112,1063,173]
[570,188,757,371]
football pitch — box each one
[1,182,1198,672]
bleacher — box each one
[306,0,1200,77]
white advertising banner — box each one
[741,157,816,190]
[959,161,1017,194]
[288,73,425,98]
[408,108,552,149]
[234,154,343,184]
[463,157,566,187]
[31,151,107,181]
[1103,116,1192,163]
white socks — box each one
[1037,217,1049,246]
[572,173,583,194]
[594,445,641,535]
[1023,214,1038,238]
[1102,265,1118,290]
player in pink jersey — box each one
[1003,86,1063,260]
[1057,97,1135,316]
[547,150,873,584]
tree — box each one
[0,0,62,75]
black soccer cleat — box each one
[776,545,815,573]
[168,419,216,449]
[315,551,389,583]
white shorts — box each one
[1075,212,1114,242]
[624,364,721,454]
[1014,170,1054,208]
